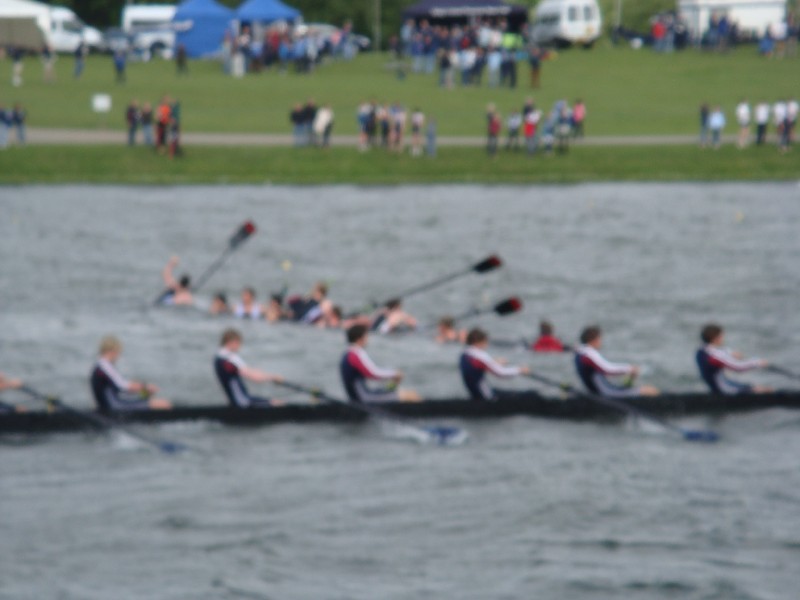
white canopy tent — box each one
[0,0,51,47]
[678,0,787,38]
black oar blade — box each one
[229,220,257,249]
[683,430,720,443]
[494,297,523,316]
[473,254,503,273]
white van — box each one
[121,4,177,57]
[530,0,602,48]
[50,6,103,53]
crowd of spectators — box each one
[356,101,432,156]
[224,21,360,77]
[486,98,586,157]
[699,98,798,152]
[289,99,334,147]
[125,95,182,157]
[396,19,546,90]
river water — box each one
[1,183,799,599]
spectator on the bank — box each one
[74,41,87,79]
[486,103,501,156]
[391,102,407,152]
[126,100,140,146]
[506,109,521,150]
[779,99,791,153]
[11,47,24,87]
[788,96,798,141]
[699,102,710,148]
[377,103,390,147]
[426,117,437,157]
[486,46,502,87]
[438,48,453,88]
[357,101,371,150]
[472,47,486,86]
[290,103,305,146]
[708,105,726,149]
[176,44,188,75]
[555,102,572,154]
[410,32,424,72]
[528,46,541,89]
[114,49,127,83]
[524,105,540,155]
[41,44,55,83]
[222,30,233,74]
[759,25,775,56]
[572,99,586,138]
[0,105,10,149]
[313,104,334,148]
[12,103,26,145]
[410,107,425,156]
[401,19,415,57]
[773,98,787,143]
[156,96,171,153]
[755,101,770,145]
[141,102,154,146]
[499,48,516,88]
[652,18,666,52]
[735,99,751,148]
[302,99,317,146]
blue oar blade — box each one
[682,429,720,443]
[159,441,188,454]
[425,426,469,446]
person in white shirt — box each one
[773,100,787,141]
[735,99,750,148]
[754,101,770,145]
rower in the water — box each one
[340,324,420,402]
[89,336,172,411]
[574,326,659,397]
[159,256,193,306]
[288,282,335,325]
[214,328,284,407]
[371,298,418,334]
[233,287,263,319]
[696,323,770,395]
[459,328,530,401]
[435,316,467,344]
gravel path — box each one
[24,128,729,147]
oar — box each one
[523,373,719,443]
[20,386,187,454]
[154,220,257,304]
[357,255,503,314]
[274,380,467,446]
[424,297,522,332]
[450,296,522,323]
[767,365,800,382]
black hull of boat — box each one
[1,390,798,435]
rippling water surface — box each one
[1,183,799,599]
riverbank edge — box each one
[0,144,796,185]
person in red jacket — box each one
[531,320,567,353]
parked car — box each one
[299,23,371,55]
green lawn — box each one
[2,45,797,137]
[1,144,795,185]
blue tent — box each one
[173,0,234,58]
[235,0,301,23]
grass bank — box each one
[2,47,796,137]
[1,144,795,185]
